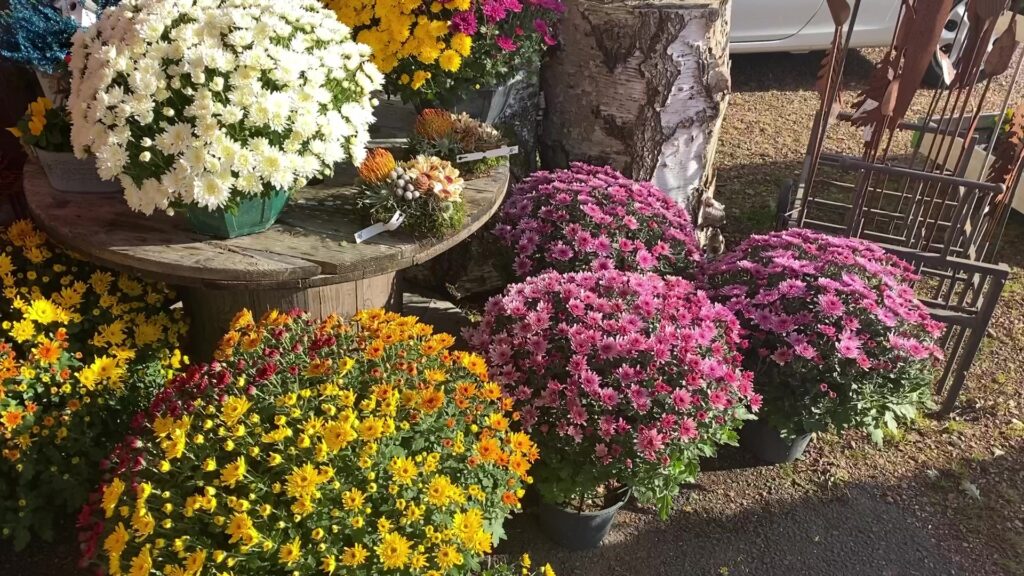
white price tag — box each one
[353,211,405,244]
[456,145,519,163]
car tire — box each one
[923,0,970,87]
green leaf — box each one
[883,412,898,432]
[13,527,30,551]
[868,427,884,447]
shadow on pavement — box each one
[499,442,1024,576]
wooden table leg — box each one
[181,272,398,359]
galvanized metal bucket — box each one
[35,148,121,194]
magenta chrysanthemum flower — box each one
[494,163,701,278]
[528,0,567,12]
[701,228,945,440]
[534,18,558,45]
[495,35,518,51]
[449,10,478,35]
[465,270,756,514]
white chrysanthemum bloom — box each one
[69,0,381,215]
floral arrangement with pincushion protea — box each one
[355,149,467,239]
[410,109,510,177]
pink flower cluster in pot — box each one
[492,163,702,279]
[702,229,945,444]
[465,270,758,517]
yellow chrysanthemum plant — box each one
[79,308,539,576]
[481,554,556,576]
[7,96,73,152]
[0,220,188,549]
[327,0,565,108]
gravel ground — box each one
[2,49,1023,575]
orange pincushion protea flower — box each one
[357,148,396,184]
[415,108,455,140]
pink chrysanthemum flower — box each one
[701,228,945,440]
[493,163,701,278]
[465,269,755,515]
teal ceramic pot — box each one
[185,190,290,239]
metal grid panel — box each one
[778,0,1018,411]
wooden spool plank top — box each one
[24,162,509,289]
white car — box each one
[731,0,968,84]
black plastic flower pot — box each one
[412,71,526,124]
[538,488,630,550]
[739,420,813,464]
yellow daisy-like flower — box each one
[322,420,357,451]
[341,487,365,511]
[9,318,35,342]
[375,533,411,569]
[387,455,418,484]
[225,512,257,545]
[161,429,187,460]
[101,478,126,518]
[130,508,155,539]
[357,416,385,441]
[410,69,431,90]
[184,549,206,574]
[102,522,130,557]
[278,536,302,565]
[450,32,472,56]
[219,456,246,488]
[284,463,323,500]
[24,298,63,324]
[341,543,369,567]
[435,544,463,570]
[127,545,152,576]
[221,396,252,426]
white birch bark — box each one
[540,0,732,216]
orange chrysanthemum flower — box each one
[33,338,63,364]
[414,108,455,140]
[357,148,396,184]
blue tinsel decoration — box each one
[0,0,120,74]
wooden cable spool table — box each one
[23,162,509,358]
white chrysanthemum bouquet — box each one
[68,0,382,217]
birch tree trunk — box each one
[539,0,732,215]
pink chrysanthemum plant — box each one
[465,270,758,518]
[492,163,702,280]
[702,229,945,445]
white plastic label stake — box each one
[353,211,405,244]
[456,145,519,163]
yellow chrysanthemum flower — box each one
[278,536,301,565]
[438,49,462,72]
[375,532,412,569]
[341,543,369,567]
[219,456,246,487]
